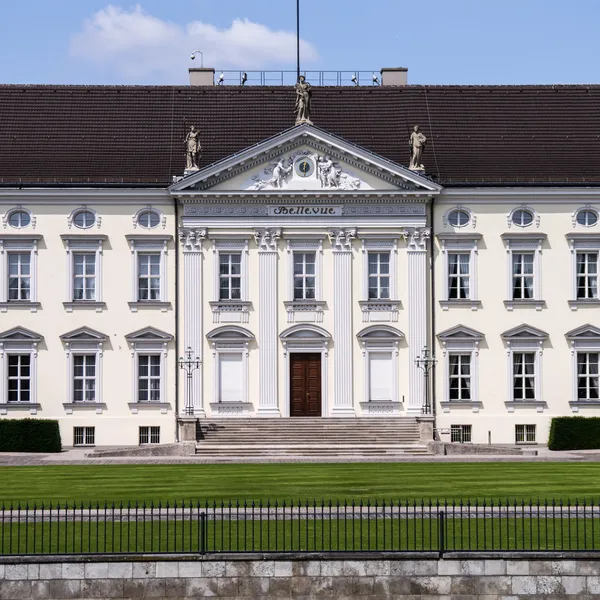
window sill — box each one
[209,401,253,416]
[63,402,107,415]
[128,402,170,414]
[439,300,481,311]
[64,301,106,313]
[569,400,600,412]
[0,403,41,415]
[128,301,171,313]
[358,300,401,323]
[569,299,600,311]
[504,300,546,311]
[0,302,40,313]
[285,300,326,324]
[359,400,403,415]
[210,301,251,324]
[505,400,547,413]
[440,401,483,413]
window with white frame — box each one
[576,252,598,299]
[448,354,471,401]
[515,424,536,443]
[293,252,317,300]
[451,424,472,443]
[73,426,95,446]
[8,253,31,301]
[0,327,42,407]
[61,236,105,308]
[73,355,96,402]
[566,325,600,405]
[367,252,390,300]
[367,352,393,401]
[575,208,599,227]
[566,235,600,306]
[126,327,172,408]
[502,234,545,306]
[577,352,599,400]
[126,236,170,308]
[207,326,253,406]
[73,254,96,300]
[285,240,324,315]
[0,237,40,308]
[513,352,536,400]
[139,426,160,444]
[437,234,481,307]
[4,208,33,229]
[219,253,242,300]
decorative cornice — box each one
[178,227,206,252]
[328,228,356,252]
[254,227,281,252]
[403,228,430,252]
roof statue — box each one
[408,125,426,171]
[294,76,312,125]
[185,125,201,172]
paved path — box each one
[0,446,599,465]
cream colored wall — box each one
[0,196,176,446]
[433,194,600,444]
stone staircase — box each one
[195,417,431,460]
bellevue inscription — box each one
[268,206,342,216]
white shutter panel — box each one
[369,353,393,401]
[219,354,243,402]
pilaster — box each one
[179,228,206,417]
[255,228,281,416]
[329,228,356,416]
[406,228,430,415]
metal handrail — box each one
[214,70,381,87]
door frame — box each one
[281,325,330,418]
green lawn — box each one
[1,463,600,504]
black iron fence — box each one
[2,499,600,555]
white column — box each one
[329,228,356,416]
[255,228,281,416]
[179,228,206,417]
[406,228,430,415]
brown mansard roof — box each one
[1,84,600,187]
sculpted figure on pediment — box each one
[294,76,312,125]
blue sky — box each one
[1,0,598,85]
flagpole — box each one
[296,0,300,80]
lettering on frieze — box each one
[268,206,342,216]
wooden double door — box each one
[290,353,322,417]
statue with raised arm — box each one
[294,75,312,125]
[185,125,201,171]
[409,125,427,171]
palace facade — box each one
[1,70,600,447]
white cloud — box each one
[70,4,319,82]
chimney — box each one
[381,67,408,86]
[189,68,215,86]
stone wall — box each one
[1,553,600,599]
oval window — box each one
[512,209,534,227]
[447,209,470,227]
[137,210,160,229]
[8,210,31,229]
[73,210,96,229]
[577,209,598,227]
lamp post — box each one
[415,345,437,415]
[178,346,200,416]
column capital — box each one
[328,228,356,253]
[179,227,207,252]
[403,228,430,252]
[254,228,281,253]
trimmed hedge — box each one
[548,416,600,451]
[0,419,61,453]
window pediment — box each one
[501,324,548,341]
[0,326,43,343]
[207,326,255,342]
[60,327,108,343]
[566,324,600,340]
[280,324,331,341]
[357,325,404,341]
[125,327,173,343]
[437,325,484,342]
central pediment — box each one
[170,124,441,196]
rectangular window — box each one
[448,253,470,299]
[450,424,472,443]
[368,352,393,401]
[219,253,242,301]
[73,426,95,446]
[73,253,96,301]
[293,252,316,300]
[8,253,31,301]
[137,253,161,301]
[513,352,536,400]
[512,253,535,300]
[449,354,471,401]
[219,353,243,402]
[73,355,96,402]
[515,424,536,444]
[368,252,390,300]
[139,426,160,445]
[576,252,598,299]
[7,354,30,402]
[577,351,600,400]
[138,355,161,402]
